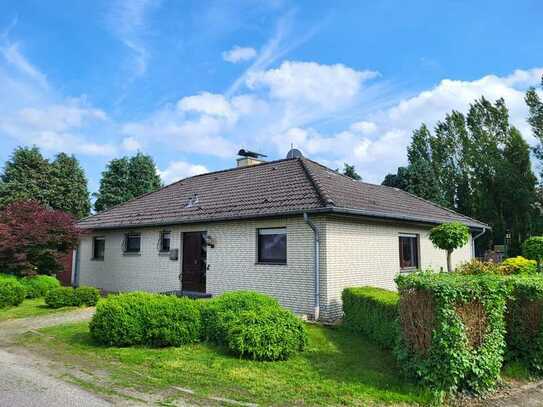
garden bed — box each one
[17,321,432,406]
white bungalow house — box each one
[76,152,487,320]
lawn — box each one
[0,298,77,322]
[18,322,433,406]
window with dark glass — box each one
[124,233,141,253]
[93,237,105,260]
[399,234,419,270]
[257,228,287,264]
[160,231,171,252]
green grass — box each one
[0,298,77,321]
[18,322,432,406]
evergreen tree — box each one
[406,124,442,203]
[382,166,409,190]
[526,77,543,173]
[93,153,162,212]
[127,152,162,197]
[342,163,362,180]
[0,146,51,209]
[93,157,131,212]
[500,127,537,255]
[49,153,91,219]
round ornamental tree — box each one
[429,222,470,273]
[522,237,543,272]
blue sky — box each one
[0,0,542,194]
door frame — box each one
[180,231,207,293]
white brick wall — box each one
[78,214,473,321]
[78,216,324,317]
[322,216,473,319]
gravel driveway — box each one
[0,308,116,407]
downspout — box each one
[472,227,486,259]
[304,213,320,321]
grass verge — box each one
[0,298,77,322]
[18,321,432,406]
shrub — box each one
[90,292,202,347]
[0,280,26,308]
[20,275,61,298]
[226,305,308,361]
[395,272,509,400]
[455,260,502,275]
[506,275,543,373]
[502,257,537,275]
[202,291,279,343]
[523,237,543,272]
[45,287,78,308]
[74,286,100,306]
[342,287,399,349]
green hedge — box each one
[202,291,279,344]
[90,292,202,347]
[45,286,101,308]
[226,305,307,361]
[0,280,26,308]
[20,275,61,298]
[506,275,543,373]
[342,287,399,349]
[395,272,509,400]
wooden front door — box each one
[182,231,207,293]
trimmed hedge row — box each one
[20,275,61,298]
[45,286,101,308]
[89,291,308,361]
[395,272,508,399]
[342,287,399,349]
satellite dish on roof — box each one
[286,148,303,159]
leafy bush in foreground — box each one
[342,287,399,349]
[226,305,307,361]
[202,291,279,343]
[20,275,60,298]
[506,275,543,373]
[74,286,100,306]
[0,280,26,308]
[90,292,202,347]
[502,256,537,274]
[396,272,508,400]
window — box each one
[399,234,419,270]
[93,237,105,260]
[257,228,287,264]
[160,231,171,252]
[124,233,141,253]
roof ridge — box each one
[297,158,329,208]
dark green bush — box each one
[0,280,26,308]
[226,305,308,361]
[75,286,101,306]
[45,287,78,308]
[506,275,543,373]
[20,275,60,298]
[202,291,279,343]
[342,287,399,349]
[395,272,509,400]
[90,292,202,347]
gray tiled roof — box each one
[78,157,488,230]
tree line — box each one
[0,148,162,218]
[383,79,543,255]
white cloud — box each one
[350,121,377,135]
[0,42,48,88]
[222,46,257,63]
[158,161,209,184]
[246,61,378,108]
[178,92,235,119]
[121,136,142,151]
